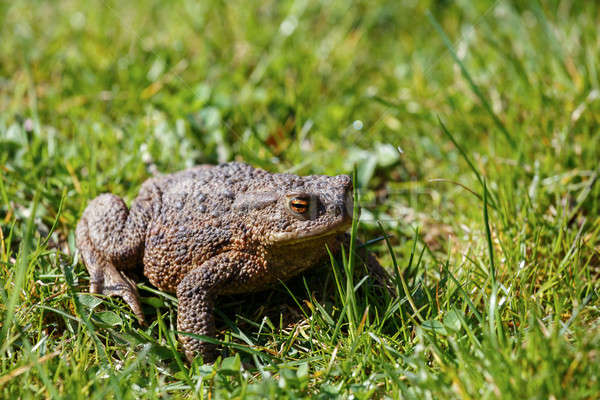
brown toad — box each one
[76,162,389,362]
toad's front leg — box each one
[176,251,266,363]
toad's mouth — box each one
[268,218,353,245]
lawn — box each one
[1,0,599,398]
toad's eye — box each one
[288,195,310,215]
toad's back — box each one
[141,163,271,292]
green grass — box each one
[1,0,599,398]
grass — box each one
[1,0,599,398]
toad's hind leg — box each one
[76,192,153,324]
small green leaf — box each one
[194,83,211,105]
[173,371,188,381]
[422,320,447,335]
[77,294,103,310]
[443,309,462,332]
[141,296,164,308]
[220,354,241,372]
[148,344,172,360]
[375,143,400,167]
[297,362,309,379]
[93,311,122,327]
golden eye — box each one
[289,197,310,214]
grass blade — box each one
[427,10,517,149]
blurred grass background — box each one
[1,0,599,398]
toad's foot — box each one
[89,259,146,325]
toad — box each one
[76,162,389,362]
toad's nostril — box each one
[334,204,343,217]
[339,174,353,190]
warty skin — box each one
[76,162,389,361]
